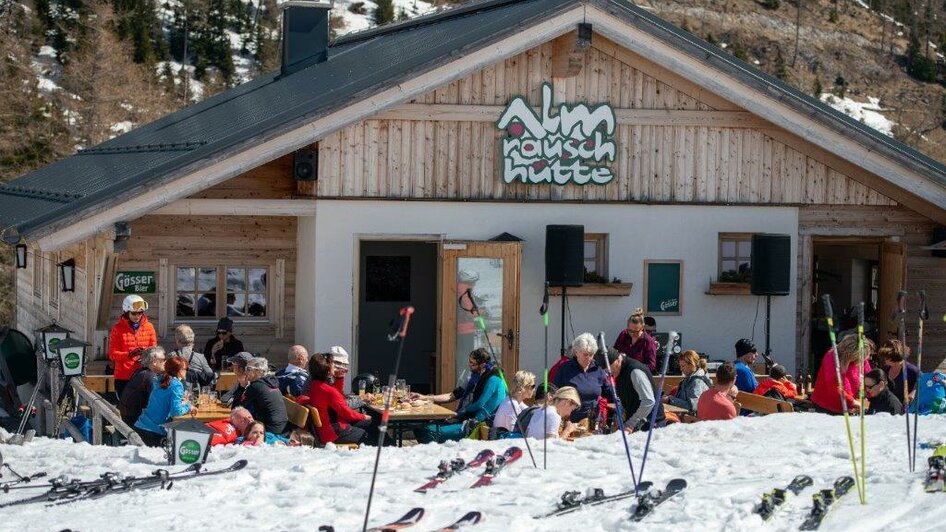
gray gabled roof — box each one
[2,0,946,243]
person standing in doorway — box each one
[204,317,245,371]
[613,309,657,372]
[109,295,158,399]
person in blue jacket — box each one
[733,338,759,393]
[135,355,194,446]
[414,348,505,443]
[553,333,613,423]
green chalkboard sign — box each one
[644,261,682,315]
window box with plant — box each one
[707,233,753,295]
[549,233,632,296]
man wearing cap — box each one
[223,352,254,408]
[329,346,350,394]
[733,339,760,394]
[275,345,310,397]
[203,317,245,371]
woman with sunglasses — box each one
[492,370,536,433]
[109,295,158,398]
[864,368,903,415]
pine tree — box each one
[774,48,788,80]
[813,77,823,97]
[374,0,395,25]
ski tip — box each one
[667,478,687,489]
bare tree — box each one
[792,0,803,67]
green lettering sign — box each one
[64,352,81,370]
[114,271,156,294]
[178,440,202,464]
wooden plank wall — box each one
[314,39,895,207]
[796,206,946,372]
[192,153,295,199]
[109,215,298,358]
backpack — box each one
[911,371,946,415]
[514,405,541,436]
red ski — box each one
[433,511,483,530]
[470,447,522,489]
[366,507,425,531]
[415,450,495,493]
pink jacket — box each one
[811,349,871,414]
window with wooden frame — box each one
[32,249,43,299]
[583,233,609,282]
[47,251,60,310]
[173,265,269,321]
[718,233,753,283]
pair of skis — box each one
[538,479,687,522]
[415,447,522,493]
[358,508,481,531]
[0,459,247,508]
[752,475,854,530]
[925,448,946,492]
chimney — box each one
[280,0,334,76]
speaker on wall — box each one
[750,233,791,296]
[293,148,317,181]
[546,225,585,287]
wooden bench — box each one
[653,374,770,395]
[304,405,357,449]
[736,391,794,414]
[283,396,309,430]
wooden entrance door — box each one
[438,242,521,393]
[877,241,907,341]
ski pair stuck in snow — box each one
[629,479,688,522]
[0,459,248,508]
[415,447,522,493]
[798,476,856,531]
[925,447,946,493]
[752,475,814,521]
[356,508,482,531]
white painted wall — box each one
[303,200,800,379]
[294,215,317,350]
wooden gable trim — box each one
[32,7,585,251]
[152,198,318,216]
[584,5,946,224]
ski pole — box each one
[595,331,640,494]
[855,301,867,503]
[823,294,864,503]
[638,331,677,487]
[913,290,929,472]
[462,289,537,468]
[540,282,550,470]
[363,306,414,532]
[895,290,911,471]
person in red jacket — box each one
[810,335,874,414]
[301,353,383,446]
[109,295,158,398]
[754,364,800,400]
[207,406,254,446]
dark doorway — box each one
[358,241,437,394]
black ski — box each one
[798,476,855,530]
[925,453,946,493]
[537,482,654,518]
[753,475,813,521]
[366,507,425,531]
[433,511,483,531]
[629,479,687,522]
[0,460,247,508]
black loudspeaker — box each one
[293,148,317,181]
[751,233,791,296]
[545,225,584,287]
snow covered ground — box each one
[2,414,945,531]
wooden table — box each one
[363,403,456,446]
[664,403,689,415]
[173,400,231,423]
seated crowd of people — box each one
[111,303,930,451]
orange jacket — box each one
[108,315,157,380]
[754,378,799,399]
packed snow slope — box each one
[2,413,945,531]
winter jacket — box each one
[108,316,157,381]
[884,362,919,407]
[455,369,504,422]
[547,355,571,384]
[202,336,246,371]
[613,357,665,430]
[754,378,799,400]
[866,388,903,416]
[810,349,871,414]
[303,380,368,444]
[240,375,289,434]
[275,364,310,397]
[171,346,215,388]
[119,367,155,426]
[666,369,712,413]
[614,330,658,372]
[207,419,239,446]
[135,376,191,435]
[733,360,759,393]
[553,358,613,422]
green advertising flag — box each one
[114,271,156,294]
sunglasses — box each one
[217,330,230,335]
[129,311,145,316]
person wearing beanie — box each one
[203,317,245,371]
[732,338,759,393]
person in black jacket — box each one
[239,356,289,434]
[599,347,665,432]
[119,347,166,426]
[170,324,214,388]
[203,317,245,371]
[865,368,903,416]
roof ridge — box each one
[0,183,82,202]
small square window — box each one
[718,233,753,283]
[584,233,609,282]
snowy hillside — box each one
[2,414,945,531]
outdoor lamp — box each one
[163,419,215,466]
[36,322,72,361]
[59,258,75,292]
[15,244,26,269]
[54,337,89,378]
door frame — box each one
[351,234,442,377]
[438,241,522,394]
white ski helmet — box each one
[122,295,149,313]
